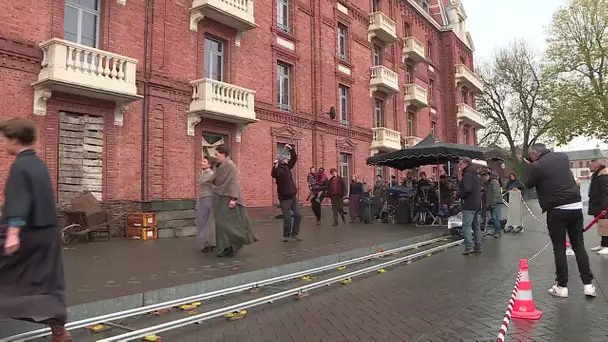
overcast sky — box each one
[463,0,606,151]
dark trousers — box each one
[602,236,608,247]
[311,198,322,222]
[546,209,594,287]
[330,196,345,223]
[279,198,302,237]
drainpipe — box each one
[140,0,151,201]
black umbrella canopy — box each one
[366,134,505,171]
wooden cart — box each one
[61,192,113,244]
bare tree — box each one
[476,40,553,162]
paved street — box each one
[163,200,608,342]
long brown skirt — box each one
[212,195,258,252]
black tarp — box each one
[366,134,505,170]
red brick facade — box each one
[0,0,477,207]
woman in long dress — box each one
[212,144,257,257]
[197,155,216,253]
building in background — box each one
[565,148,608,180]
[0,0,483,209]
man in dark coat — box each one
[587,159,608,255]
[456,157,483,255]
[271,144,302,242]
[524,143,595,298]
[0,119,71,341]
[326,168,347,226]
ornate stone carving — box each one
[189,10,205,31]
[33,88,52,116]
[235,123,247,142]
[187,113,201,136]
[336,137,356,152]
[271,125,300,139]
[235,31,245,47]
[114,103,130,126]
[117,0,126,5]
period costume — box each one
[327,174,347,225]
[310,169,328,224]
[0,150,69,337]
[212,157,257,256]
[197,168,216,252]
[348,181,364,222]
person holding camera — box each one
[524,143,596,298]
[271,144,303,242]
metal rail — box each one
[1,236,448,342]
[99,239,464,341]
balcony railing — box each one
[189,0,257,46]
[367,12,398,45]
[457,103,485,128]
[403,136,422,147]
[187,78,257,136]
[455,64,483,92]
[402,37,425,63]
[370,66,399,96]
[404,83,428,108]
[33,38,141,124]
[371,127,401,153]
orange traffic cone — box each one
[511,259,542,320]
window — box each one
[64,0,100,48]
[277,63,291,111]
[428,80,434,101]
[374,99,383,127]
[427,41,433,61]
[339,153,351,193]
[579,161,584,168]
[463,128,469,145]
[407,112,415,136]
[204,38,224,81]
[371,0,378,12]
[570,162,574,168]
[277,143,294,161]
[587,160,591,167]
[420,0,430,12]
[431,121,436,135]
[373,44,382,66]
[338,24,348,59]
[581,170,590,177]
[461,89,467,104]
[376,166,384,178]
[406,65,414,84]
[404,22,411,37]
[277,0,290,31]
[471,128,476,144]
[339,85,349,124]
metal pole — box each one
[98,240,463,342]
[0,236,446,342]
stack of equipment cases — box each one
[127,213,158,240]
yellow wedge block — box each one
[341,278,352,285]
[88,324,110,333]
[336,266,346,270]
[142,335,161,341]
[377,269,387,274]
[225,310,248,321]
[425,253,432,257]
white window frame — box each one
[428,80,434,101]
[339,85,349,125]
[371,0,378,12]
[64,0,100,48]
[339,153,351,194]
[277,0,290,32]
[431,121,436,135]
[407,112,414,136]
[463,128,470,145]
[338,24,348,60]
[277,63,291,111]
[374,99,383,127]
[204,37,224,81]
[373,44,382,66]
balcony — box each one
[457,103,485,128]
[189,0,257,46]
[403,84,428,108]
[371,127,401,154]
[402,37,425,63]
[187,78,258,139]
[32,38,141,125]
[369,66,399,97]
[403,136,422,147]
[455,64,483,92]
[367,12,398,45]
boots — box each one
[50,325,72,342]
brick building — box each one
[564,148,608,180]
[0,0,483,208]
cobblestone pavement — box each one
[62,208,443,305]
[166,201,608,342]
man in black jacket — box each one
[457,157,483,255]
[271,144,302,242]
[524,143,595,298]
[587,159,608,255]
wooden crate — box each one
[127,226,158,240]
[127,212,157,228]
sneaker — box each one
[493,232,502,238]
[584,284,597,297]
[598,247,608,255]
[548,285,568,298]
[473,248,483,253]
[282,236,289,242]
[316,220,321,225]
[292,235,302,241]
[590,245,603,252]
[462,248,474,255]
